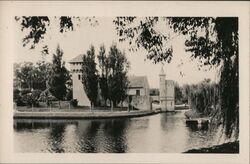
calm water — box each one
[14,110,222,153]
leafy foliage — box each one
[17,16,50,49]
[48,45,70,107]
[183,80,220,117]
[81,45,99,109]
[97,45,109,105]
[14,61,52,91]
[16,16,98,50]
[106,44,130,109]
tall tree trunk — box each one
[111,101,114,112]
[58,100,61,109]
[91,102,94,111]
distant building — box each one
[159,67,175,111]
[127,76,150,96]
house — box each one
[127,76,150,96]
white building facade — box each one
[69,54,90,106]
[159,67,175,111]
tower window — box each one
[78,74,81,80]
[136,90,140,96]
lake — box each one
[13,110,222,153]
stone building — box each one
[127,76,150,96]
[69,54,90,106]
[159,67,175,111]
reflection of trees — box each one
[48,123,66,153]
[102,119,128,153]
[76,119,129,153]
[77,120,100,153]
[14,120,50,131]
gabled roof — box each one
[69,54,84,63]
[128,76,149,88]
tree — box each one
[81,45,98,110]
[14,62,34,89]
[14,61,53,91]
[107,44,130,111]
[97,44,109,106]
[48,45,69,108]
[174,84,183,105]
[113,17,239,139]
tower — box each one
[159,66,167,111]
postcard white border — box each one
[0,1,249,163]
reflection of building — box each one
[127,76,149,96]
[69,54,90,106]
[159,67,175,111]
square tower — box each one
[69,54,90,106]
[159,66,175,111]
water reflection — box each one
[48,123,66,153]
[13,111,220,153]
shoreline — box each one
[13,110,163,119]
[184,141,239,153]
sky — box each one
[13,17,219,88]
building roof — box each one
[69,54,84,63]
[128,76,149,88]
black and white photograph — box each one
[0,1,249,163]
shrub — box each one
[13,89,25,106]
[21,89,42,107]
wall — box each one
[70,63,91,106]
[131,95,151,111]
[127,88,146,96]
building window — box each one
[136,90,140,96]
[171,101,172,106]
[78,74,81,80]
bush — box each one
[70,99,78,107]
[21,89,42,107]
[13,89,25,106]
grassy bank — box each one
[184,141,239,153]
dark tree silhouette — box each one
[81,45,98,110]
[106,44,130,111]
[48,45,69,108]
[97,45,109,106]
